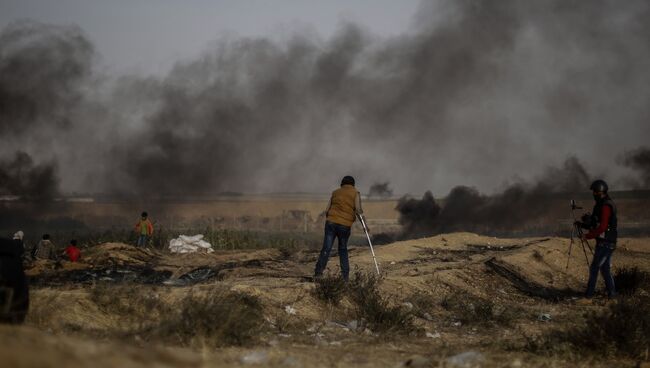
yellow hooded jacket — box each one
[325,184,363,227]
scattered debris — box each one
[284,305,297,315]
[169,234,214,254]
[29,266,172,286]
[446,351,484,368]
[240,350,268,365]
[163,267,219,286]
[426,331,441,339]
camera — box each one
[580,213,595,229]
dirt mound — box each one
[83,242,159,267]
[13,233,650,367]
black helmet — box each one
[141,211,148,217]
[589,179,608,193]
[340,176,355,186]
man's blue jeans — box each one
[586,241,616,298]
[314,221,351,281]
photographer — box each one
[577,180,617,300]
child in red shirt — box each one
[65,240,81,262]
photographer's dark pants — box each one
[586,241,616,298]
[314,221,350,281]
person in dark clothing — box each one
[0,235,29,324]
[314,176,367,281]
[12,231,24,258]
[577,179,618,299]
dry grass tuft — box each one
[347,271,416,334]
[312,273,347,305]
[525,295,650,359]
[613,266,649,296]
[154,288,264,347]
[441,291,518,326]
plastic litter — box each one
[169,234,214,254]
[284,305,297,315]
[426,331,441,339]
[537,313,552,322]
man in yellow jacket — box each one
[314,176,366,281]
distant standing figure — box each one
[314,176,367,281]
[64,239,81,262]
[34,234,56,260]
[135,211,154,247]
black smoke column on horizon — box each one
[0,151,59,201]
[622,147,650,189]
[395,191,441,239]
[393,157,592,239]
[368,182,393,199]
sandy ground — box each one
[2,233,649,367]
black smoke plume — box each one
[2,0,650,198]
[388,157,591,240]
[0,20,93,134]
[622,147,650,189]
[0,151,59,200]
[395,191,440,239]
[368,182,394,199]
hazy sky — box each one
[1,0,649,197]
[0,0,421,75]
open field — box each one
[1,191,650,246]
[3,232,649,367]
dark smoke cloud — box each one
[2,0,650,197]
[391,157,591,239]
[396,191,440,238]
[0,151,59,200]
[0,20,93,135]
[368,182,393,198]
[621,147,650,189]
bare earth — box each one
[2,233,649,367]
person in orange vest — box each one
[134,211,154,247]
[64,239,81,262]
[314,176,367,281]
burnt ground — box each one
[1,233,649,367]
